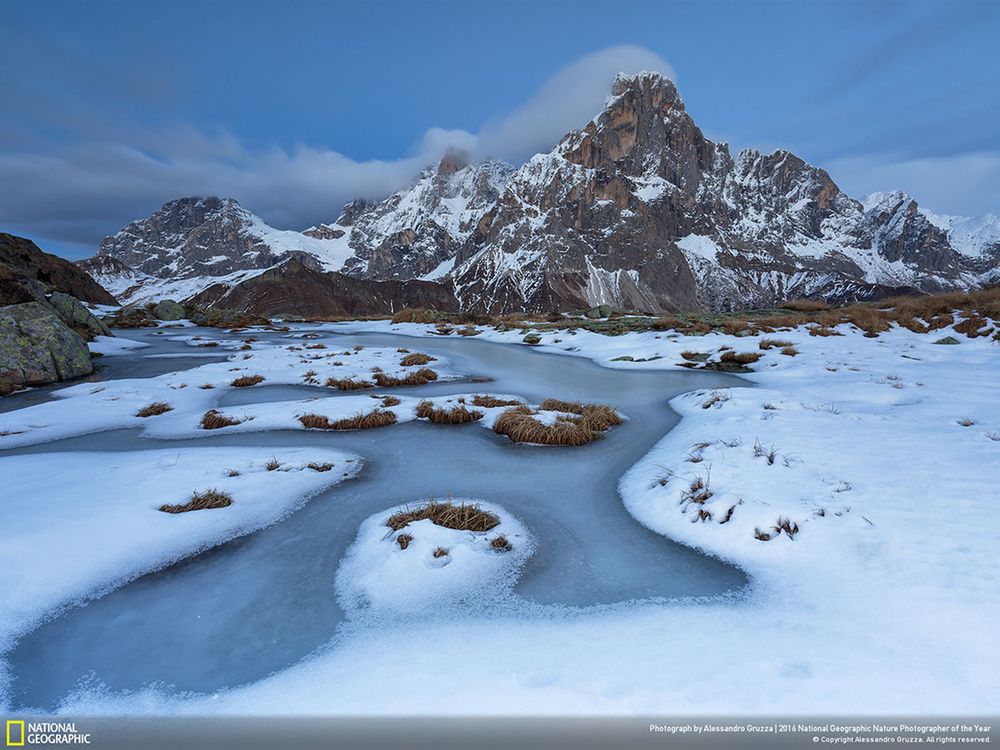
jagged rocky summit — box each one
[81,72,1000,316]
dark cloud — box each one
[0,45,673,257]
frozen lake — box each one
[3,325,749,710]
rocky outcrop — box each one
[1,233,116,307]
[151,299,185,320]
[0,302,93,394]
[187,258,459,319]
[47,292,112,341]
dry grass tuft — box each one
[387,500,500,532]
[537,399,623,430]
[956,417,976,427]
[136,402,172,418]
[780,346,799,356]
[780,299,830,312]
[683,476,713,505]
[160,488,232,514]
[298,409,398,431]
[399,352,436,366]
[391,307,437,324]
[759,338,793,350]
[432,546,449,558]
[493,407,603,447]
[200,409,247,430]
[471,394,522,408]
[720,351,763,365]
[375,394,402,406]
[415,400,485,424]
[490,535,513,552]
[265,457,281,471]
[373,368,438,387]
[231,374,265,387]
[325,376,374,390]
[308,462,334,472]
[808,325,843,337]
[396,534,413,550]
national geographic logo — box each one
[5,721,91,745]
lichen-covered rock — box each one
[47,292,113,341]
[103,305,157,328]
[151,299,186,320]
[0,302,93,392]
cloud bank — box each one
[0,45,673,258]
[825,150,1000,218]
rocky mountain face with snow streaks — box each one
[82,72,1000,315]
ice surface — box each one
[3,313,998,715]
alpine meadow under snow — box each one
[1,300,998,714]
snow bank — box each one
[0,446,361,652]
[336,500,532,615]
[0,336,461,448]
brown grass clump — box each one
[0,381,24,396]
[265,457,281,471]
[387,500,500,532]
[136,402,172,418]
[493,407,600,447]
[308,462,334,472]
[781,346,799,356]
[956,417,976,427]
[808,325,842,337]
[298,409,398,431]
[391,307,437,324]
[231,374,265,387]
[325,376,374,390]
[399,352,436,366]
[719,351,763,365]
[375,394,402,406]
[415,400,484,424]
[200,409,247,430]
[471,394,522,408]
[396,534,413,550]
[457,326,480,336]
[780,299,830,312]
[160,488,232,514]
[759,338,793,350]
[373,368,438,387]
[538,399,623,430]
[490,535,513,552]
[432,546,449,558]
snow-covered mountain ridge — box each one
[81,73,1000,312]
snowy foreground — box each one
[1,317,998,714]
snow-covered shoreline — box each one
[2,315,998,715]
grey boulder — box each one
[0,301,93,393]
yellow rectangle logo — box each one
[5,720,25,747]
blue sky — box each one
[2,0,998,258]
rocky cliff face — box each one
[334,152,512,281]
[1,233,117,307]
[450,73,997,313]
[82,72,1000,316]
[186,258,458,320]
[83,197,356,304]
